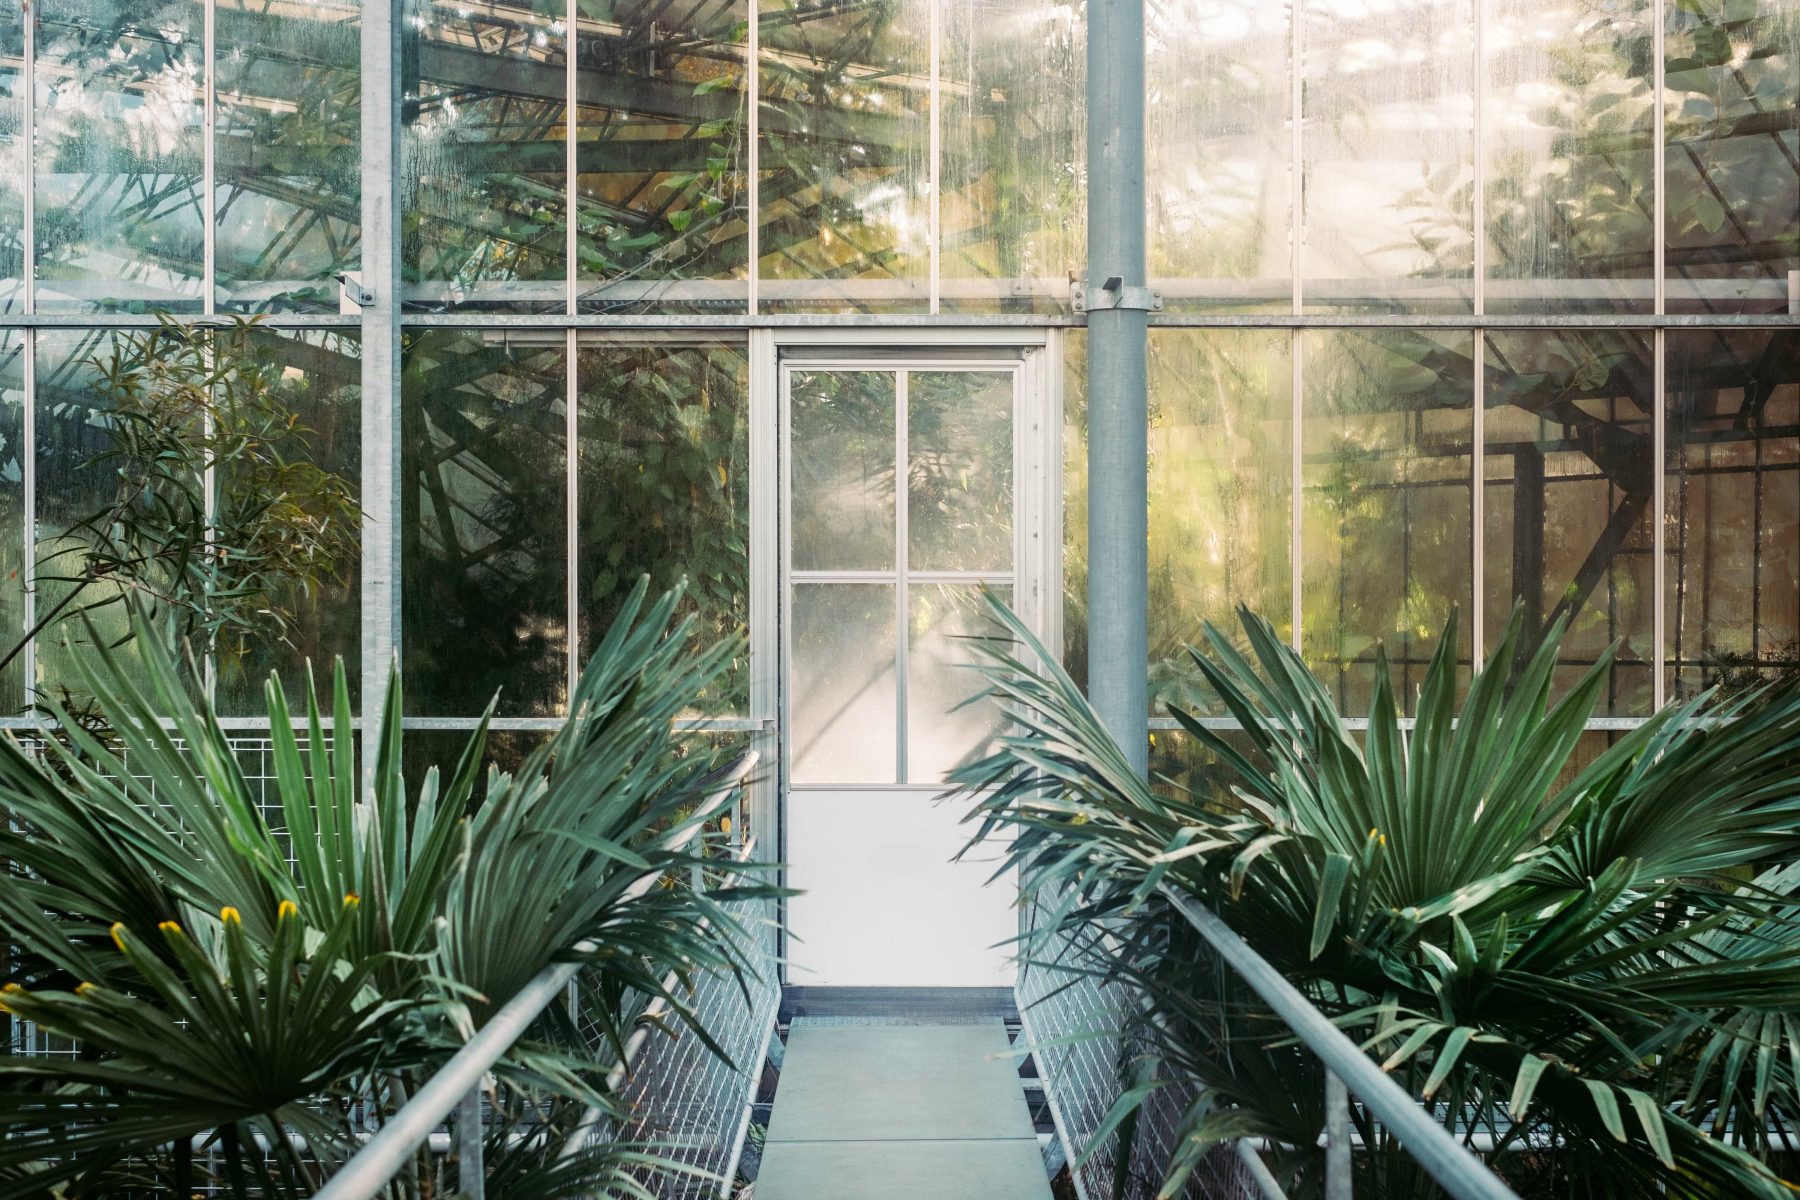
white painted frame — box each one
[754,328,1058,983]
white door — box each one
[780,351,1047,987]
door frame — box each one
[748,328,1064,985]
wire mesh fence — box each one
[608,884,780,1198]
[1015,894,1256,1200]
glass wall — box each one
[0,0,1790,751]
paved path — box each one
[755,1021,1053,1200]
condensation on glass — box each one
[757,0,932,313]
[575,2,752,314]
[1665,0,1799,313]
[403,0,567,313]
[1483,0,1654,313]
[36,1,205,313]
[1301,0,1475,313]
[1149,0,1291,312]
[939,0,1085,313]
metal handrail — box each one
[1160,888,1521,1200]
[313,751,760,1200]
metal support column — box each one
[360,0,404,738]
[1084,0,1151,777]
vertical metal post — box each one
[455,1089,485,1200]
[1324,1070,1352,1200]
[361,0,404,741]
[1084,0,1149,777]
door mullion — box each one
[895,368,909,786]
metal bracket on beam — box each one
[1073,276,1163,313]
[337,272,375,309]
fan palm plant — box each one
[953,597,1800,1199]
[0,580,774,1198]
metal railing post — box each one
[455,1090,484,1200]
[1324,1071,1352,1200]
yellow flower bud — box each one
[220,906,241,925]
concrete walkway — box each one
[755,1021,1053,1200]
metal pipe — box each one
[455,1091,484,1200]
[1236,1140,1292,1200]
[1085,0,1150,777]
[1324,1071,1352,1200]
[1161,888,1521,1200]
[360,0,404,743]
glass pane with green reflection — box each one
[402,329,568,717]
[576,336,749,714]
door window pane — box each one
[791,583,897,784]
[907,583,1011,782]
[791,369,896,571]
[403,329,568,716]
[908,370,1012,571]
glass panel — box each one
[33,331,146,687]
[791,582,897,784]
[577,336,749,714]
[939,0,1084,314]
[36,1,205,312]
[756,0,930,313]
[1666,329,1799,699]
[1484,0,1654,313]
[1063,329,1088,682]
[1149,0,1291,312]
[1665,0,1800,313]
[0,5,23,313]
[575,2,751,314]
[1302,330,1474,714]
[1064,330,1296,710]
[402,329,568,716]
[1148,330,1293,714]
[1302,0,1475,313]
[907,583,1011,782]
[790,369,895,572]
[1483,330,1655,715]
[219,330,362,713]
[908,370,1012,572]
[404,0,566,313]
[216,0,361,313]
[0,334,22,708]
